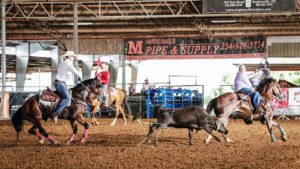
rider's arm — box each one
[66,60,81,79]
[248,72,259,79]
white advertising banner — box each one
[288,88,300,107]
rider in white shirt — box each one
[52,51,82,123]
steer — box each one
[139,105,228,145]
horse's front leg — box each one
[32,102,58,144]
[90,105,100,126]
[264,114,277,142]
[271,120,287,142]
[118,105,127,126]
[28,124,45,144]
[67,119,78,144]
[75,114,90,143]
[111,105,120,126]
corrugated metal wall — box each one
[58,39,124,55]
[268,43,300,57]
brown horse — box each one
[205,78,286,143]
[11,77,102,145]
[88,87,133,126]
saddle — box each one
[236,93,255,111]
[40,88,78,120]
[39,87,61,109]
[236,92,267,115]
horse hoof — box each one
[204,139,210,144]
[282,135,287,142]
[244,119,253,125]
[39,138,45,144]
[54,141,60,145]
[226,138,234,143]
[66,142,71,145]
[51,140,59,145]
[81,138,86,143]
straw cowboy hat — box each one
[61,51,76,58]
[144,78,149,82]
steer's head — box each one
[214,119,228,135]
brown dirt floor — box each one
[0,118,300,169]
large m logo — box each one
[127,40,144,55]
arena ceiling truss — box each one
[3,0,300,41]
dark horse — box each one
[11,77,102,144]
[87,87,132,126]
[205,78,287,143]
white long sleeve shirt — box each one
[234,72,253,92]
[55,59,81,82]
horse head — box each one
[72,77,103,100]
[257,78,284,101]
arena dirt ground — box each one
[0,118,300,169]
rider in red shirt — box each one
[95,57,110,106]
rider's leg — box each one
[102,84,108,106]
[239,88,260,112]
[250,91,260,112]
[52,81,71,120]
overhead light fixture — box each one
[211,20,236,23]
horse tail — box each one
[11,106,24,143]
[122,96,134,120]
[206,97,217,116]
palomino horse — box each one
[88,87,132,126]
[205,78,286,143]
[11,77,102,144]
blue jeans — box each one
[238,88,260,107]
[53,80,71,116]
[102,84,108,105]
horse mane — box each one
[256,78,277,94]
[71,78,96,91]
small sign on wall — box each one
[203,0,296,13]
[273,88,288,108]
[288,88,300,107]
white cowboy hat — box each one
[61,51,76,58]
